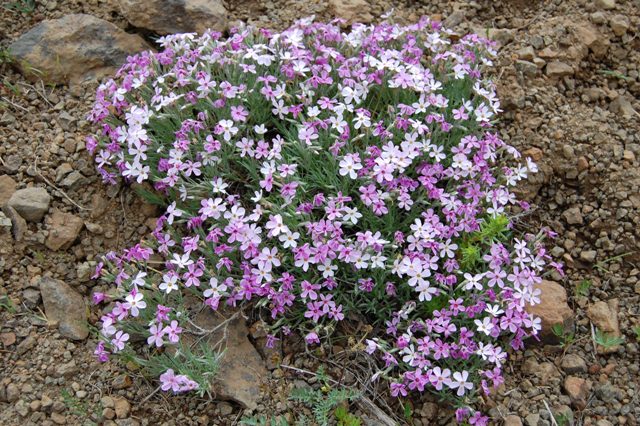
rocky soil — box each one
[1,0,639,425]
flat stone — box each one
[187,306,268,410]
[9,14,150,84]
[45,210,84,251]
[580,250,597,263]
[546,61,574,78]
[39,277,88,340]
[0,175,17,206]
[504,415,523,426]
[595,0,615,9]
[7,187,51,222]
[564,376,591,409]
[587,299,621,353]
[525,280,574,343]
[117,0,227,35]
[561,354,588,374]
[114,397,131,419]
[563,207,583,225]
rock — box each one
[328,0,373,24]
[516,46,535,61]
[6,383,19,403]
[45,210,83,251]
[563,207,583,225]
[39,277,88,340]
[51,412,67,425]
[546,61,574,78]
[112,375,133,390]
[561,354,587,374]
[419,402,438,420]
[595,0,615,10]
[587,300,621,353]
[564,376,591,409]
[187,307,268,409]
[0,331,16,347]
[573,22,609,57]
[16,335,36,355]
[579,250,597,263]
[444,10,466,28]
[594,383,622,403]
[524,413,540,426]
[0,175,17,206]
[2,205,28,241]
[217,402,233,416]
[55,360,79,377]
[9,14,150,84]
[522,359,560,382]
[504,415,523,426]
[14,399,29,417]
[609,96,636,119]
[609,15,629,36]
[59,171,87,190]
[118,0,227,35]
[114,397,131,419]
[525,280,574,342]
[515,60,538,77]
[7,187,50,222]
[22,288,41,309]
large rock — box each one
[9,14,150,84]
[39,277,88,341]
[45,210,84,251]
[117,0,227,35]
[188,307,268,409]
[7,187,50,222]
[587,299,621,354]
[563,376,591,409]
[0,175,17,206]
[526,280,574,343]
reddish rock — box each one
[45,210,84,251]
[526,280,574,343]
[564,376,591,409]
[587,299,621,354]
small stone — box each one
[546,61,574,78]
[14,399,29,417]
[504,415,523,426]
[524,413,540,426]
[7,187,51,222]
[16,335,37,355]
[112,375,133,390]
[0,332,16,347]
[55,164,73,183]
[103,407,116,420]
[217,402,233,416]
[577,156,589,171]
[523,147,543,162]
[516,46,536,61]
[39,277,89,341]
[114,397,131,419]
[22,288,41,309]
[51,411,67,425]
[595,0,615,10]
[0,175,17,206]
[76,262,93,282]
[101,396,115,408]
[564,376,591,409]
[328,0,373,24]
[59,171,87,190]
[609,96,637,119]
[587,300,622,353]
[2,205,28,241]
[563,207,583,225]
[623,150,636,162]
[525,280,574,343]
[515,60,538,77]
[580,250,597,263]
[45,211,84,251]
[595,383,621,403]
[561,354,588,374]
[419,402,438,420]
[55,360,79,377]
[609,15,630,36]
[6,383,19,403]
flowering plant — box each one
[87,15,559,421]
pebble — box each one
[564,376,591,409]
[546,61,574,78]
[596,0,616,10]
[114,398,131,419]
[7,187,51,222]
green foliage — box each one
[334,405,361,426]
[477,214,510,243]
[460,243,480,270]
[239,415,290,426]
[2,0,36,14]
[0,295,16,313]
[551,324,575,348]
[632,326,640,342]
[136,341,223,396]
[287,366,360,426]
[575,279,591,297]
[594,329,624,349]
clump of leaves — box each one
[575,279,591,297]
[594,329,624,349]
[289,367,360,426]
[552,324,576,349]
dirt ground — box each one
[1,0,639,425]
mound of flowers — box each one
[87,15,560,422]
